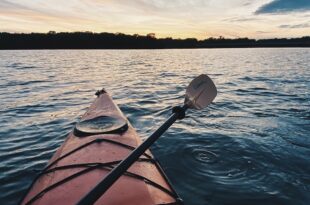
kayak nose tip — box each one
[95,88,107,97]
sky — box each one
[0,0,309,39]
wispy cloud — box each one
[256,30,272,34]
[279,23,310,29]
[223,17,260,22]
[255,0,310,14]
[0,0,28,10]
[0,0,107,33]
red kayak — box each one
[20,89,182,205]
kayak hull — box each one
[21,90,180,205]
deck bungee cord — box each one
[21,138,181,205]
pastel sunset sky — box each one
[0,0,309,39]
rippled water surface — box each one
[0,48,309,205]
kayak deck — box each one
[20,89,182,205]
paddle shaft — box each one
[76,106,187,205]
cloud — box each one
[0,0,309,38]
[0,0,101,32]
[256,31,272,34]
[242,0,255,7]
[279,23,310,29]
[255,0,310,14]
[0,0,28,10]
[223,17,260,22]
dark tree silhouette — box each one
[0,32,309,49]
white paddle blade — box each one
[185,74,217,109]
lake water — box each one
[0,48,309,205]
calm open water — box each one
[0,48,309,205]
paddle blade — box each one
[185,74,217,109]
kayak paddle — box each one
[76,74,217,205]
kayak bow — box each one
[20,89,182,205]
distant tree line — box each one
[0,31,309,49]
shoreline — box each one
[1,32,309,50]
[1,46,309,50]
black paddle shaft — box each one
[76,105,187,205]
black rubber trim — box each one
[172,106,186,120]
